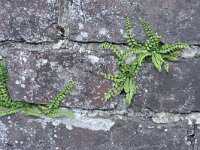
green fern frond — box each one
[47,81,76,112]
[126,17,139,48]
[159,43,189,54]
[152,53,164,72]
[100,72,125,83]
[0,107,21,117]
[162,50,181,61]
[46,108,75,118]
[164,62,169,72]
[137,52,151,66]
[100,42,122,58]
[140,18,154,38]
[0,83,12,107]
[0,62,8,86]
[104,84,123,101]
[124,78,136,104]
[122,48,148,60]
[23,106,43,117]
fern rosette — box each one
[125,17,190,72]
[100,17,189,105]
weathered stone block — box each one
[195,125,200,150]
[0,0,62,43]
[6,49,118,109]
[111,119,190,150]
[134,59,200,113]
[68,0,200,44]
[0,115,191,150]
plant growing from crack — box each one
[100,17,190,105]
[0,62,76,118]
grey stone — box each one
[6,49,118,109]
[134,59,200,113]
[111,119,190,150]
[195,125,200,150]
[0,0,62,43]
[68,0,200,44]
[0,114,191,150]
[0,114,111,150]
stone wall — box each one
[0,0,200,149]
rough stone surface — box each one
[195,125,200,150]
[0,114,191,150]
[134,59,200,113]
[7,49,118,109]
[68,0,200,44]
[7,48,200,112]
[0,0,62,43]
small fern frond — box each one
[160,43,189,54]
[123,78,136,104]
[152,53,164,72]
[0,107,21,117]
[100,72,124,83]
[104,85,123,101]
[0,83,12,107]
[137,52,151,66]
[122,48,148,60]
[125,17,139,48]
[140,18,154,38]
[163,50,181,61]
[0,62,8,86]
[47,81,76,112]
[46,108,75,118]
[164,62,169,72]
[23,106,43,117]
[100,42,122,58]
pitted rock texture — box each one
[68,0,200,44]
[195,125,200,150]
[0,0,62,43]
[7,49,118,109]
[134,59,200,113]
[0,114,191,150]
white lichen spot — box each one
[78,23,84,29]
[120,29,124,34]
[36,59,48,68]
[22,57,27,62]
[76,35,83,41]
[53,40,65,49]
[185,113,200,125]
[0,121,8,143]
[181,46,198,58]
[80,32,88,38]
[152,112,181,124]
[15,80,20,85]
[21,84,26,88]
[47,0,56,4]
[21,76,26,81]
[99,28,108,35]
[88,55,100,64]
[54,134,58,138]
[15,140,19,144]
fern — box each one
[128,17,189,72]
[0,62,76,118]
[100,17,189,105]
